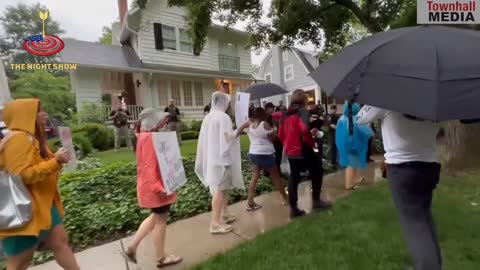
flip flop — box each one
[357,177,366,184]
[157,255,182,268]
[246,203,262,211]
[210,224,233,234]
[345,185,359,191]
[120,250,137,264]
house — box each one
[255,45,344,112]
[60,0,256,121]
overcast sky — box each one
[0,0,317,65]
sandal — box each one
[222,213,237,223]
[157,255,182,268]
[246,203,262,211]
[357,177,366,184]
[210,224,233,234]
[120,249,137,264]
[345,185,359,191]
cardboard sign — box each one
[235,92,250,129]
[152,132,187,195]
[58,126,78,170]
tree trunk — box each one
[443,122,480,171]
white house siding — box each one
[71,68,102,110]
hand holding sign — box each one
[235,92,250,129]
[58,127,78,170]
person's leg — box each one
[5,247,36,270]
[45,225,80,270]
[387,164,442,270]
[151,207,182,267]
[288,159,304,216]
[211,190,226,226]
[247,166,261,207]
[330,136,337,167]
[125,214,155,257]
[345,167,355,189]
[122,126,133,148]
[266,166,289,203]
[114,127,121,150]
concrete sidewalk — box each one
[30,161,383,270]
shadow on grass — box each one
[194,175,480,270]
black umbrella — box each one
[243,83,288,100]
[309,25,480,121]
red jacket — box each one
[278,114,315,158]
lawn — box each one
[194,174,480,270]
[92,136,251,165]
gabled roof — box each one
[257,46,321,75]
[59,39,255,80]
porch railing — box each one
[104,105,144,123]
[219,55,240,72]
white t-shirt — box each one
[356,106,439,164]
[247,121,275,155]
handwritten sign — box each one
[235,92,250,129]
[152,132,187,195]
[58,126,78,170]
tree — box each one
[99,25,113,45]
[0,3,64,68]
[10,70,76,121]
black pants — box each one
[366,137,373,161]
[274,141,283,171]
[288,151,323,210]
[387,162,442,270]
[329,135,338,166]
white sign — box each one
[152,132,187,195]
[235,92,250,129]
[0,61,11,110]
[58,126,78,170]
[417,0,480,24]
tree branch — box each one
[335,0,382,33]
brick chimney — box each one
[118,0,128,24]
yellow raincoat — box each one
[0,99,64,238]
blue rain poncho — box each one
[335,102,373,169]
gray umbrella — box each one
[309,25,480,121]
[243,83,288,100]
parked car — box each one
[45,117,65,139]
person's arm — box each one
[125,110,132,117]
[356,105,388,125]
[236,121,250,137]
[164,107,169,113]
[3,135,62,185]
[109,110,117,119]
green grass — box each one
[194,174,480,270]
[92,136,251,165]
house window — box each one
[158,80,168,106]
[283,50,288,61]
[284,65,294,81]
[183,81,193,106]
[162,25,176,50]
[179,28,192,53]
[265,73,272,82]
[194,82,204,106]
[170,80,182,106]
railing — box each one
[219,54,240,72]
[104,105,144,123]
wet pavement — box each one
[30,159,383,270]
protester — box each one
[0,99,80,270]
[245,107,289,210]
[356,105,441,270]
[248,102,255,120]
[308,101,325,156]
[195,92,249,234]
[335,101,373,190]
[121,108,182,268]
[278,89,332,218]
[328,104,340,168]
[109,105,133,152]
[164,99,182,145]
[203,103,211,116]
[275,100,287,114]
[264,102,283,171]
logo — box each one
[23,10,65,56]
[417,0,480,24]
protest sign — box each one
[58,126,78,170]
[152,132,187,195]
[235,92,250,129]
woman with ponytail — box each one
[335,101,373,190]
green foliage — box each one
[73,123,114,151]
[189,120,203,132]
[48,132,93,159]
[77,103,105,124]
[0,3,64,77]
[181,130,199,141]
[99,26,113,45]
[9,71,75,121]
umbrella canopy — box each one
[243,83,288,100]
[309,25,480,121]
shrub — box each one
[73,123,114,151]
[77,103,105,124]
[181,131,199,141]
[47,132,93,159]
[190,120,202,132]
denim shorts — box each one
[249,154,276,169]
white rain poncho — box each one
[195,92,244,192]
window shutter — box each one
[153,23,164,50]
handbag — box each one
[0,131,33,230]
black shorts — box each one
[151,205,171,214]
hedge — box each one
[72,123,114,151]
[181,131,199,141]
[47,132,93,159]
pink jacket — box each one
[136,132,177,209]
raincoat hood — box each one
[3,98,40,135]
[211,91,231,112]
